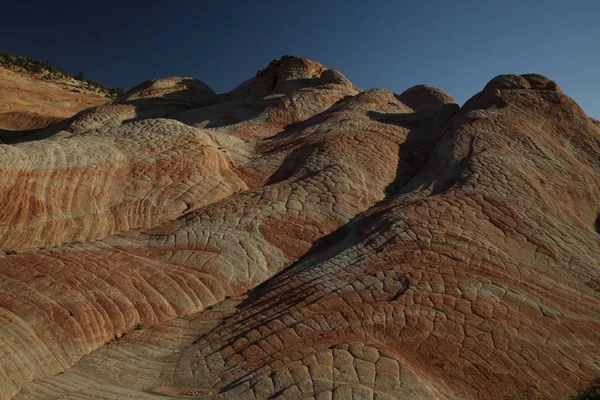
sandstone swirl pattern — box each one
[0,66,108,136]
[0,56,598,399]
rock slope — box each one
[0,66,108,136]
[0,56,598,399]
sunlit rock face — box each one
[0,66,108,135]
[0,58,599,400]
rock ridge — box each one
[0,57,598,400]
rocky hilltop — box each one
[0,53,125,136]
[0,56,598,399]
[0,65,108,135]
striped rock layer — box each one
[0,56,599,399]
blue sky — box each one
[1,0,598,118]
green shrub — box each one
[108,87,125,98]
[572,382,600,400]
[0,52,122,98]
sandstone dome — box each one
[397,84,457,111]
[0,57,598,400]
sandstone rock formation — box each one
[0,66,108,137]
[0,56,598,399]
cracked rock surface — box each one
[0,66,108,135]
[0,56,599,399]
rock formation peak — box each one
[398,84,458,111]
[115,76,217,107]
[230,55,354,98]
[484,73,562,92]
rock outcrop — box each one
[0,66,108,137]
[0,57,598,400]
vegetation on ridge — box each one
[0,52,125,99]
[572,381,600,400]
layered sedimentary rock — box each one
[0,56,598,399]
[0,66,107,135]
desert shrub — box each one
[0,52,122,98]
[108,87,125,98]
[29,64,43,73]
[572,381,600,400]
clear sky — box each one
[1,0,598,118]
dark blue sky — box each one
[1,0,598,118]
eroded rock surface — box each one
[0,66,108,135]
[0,57,598,399]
